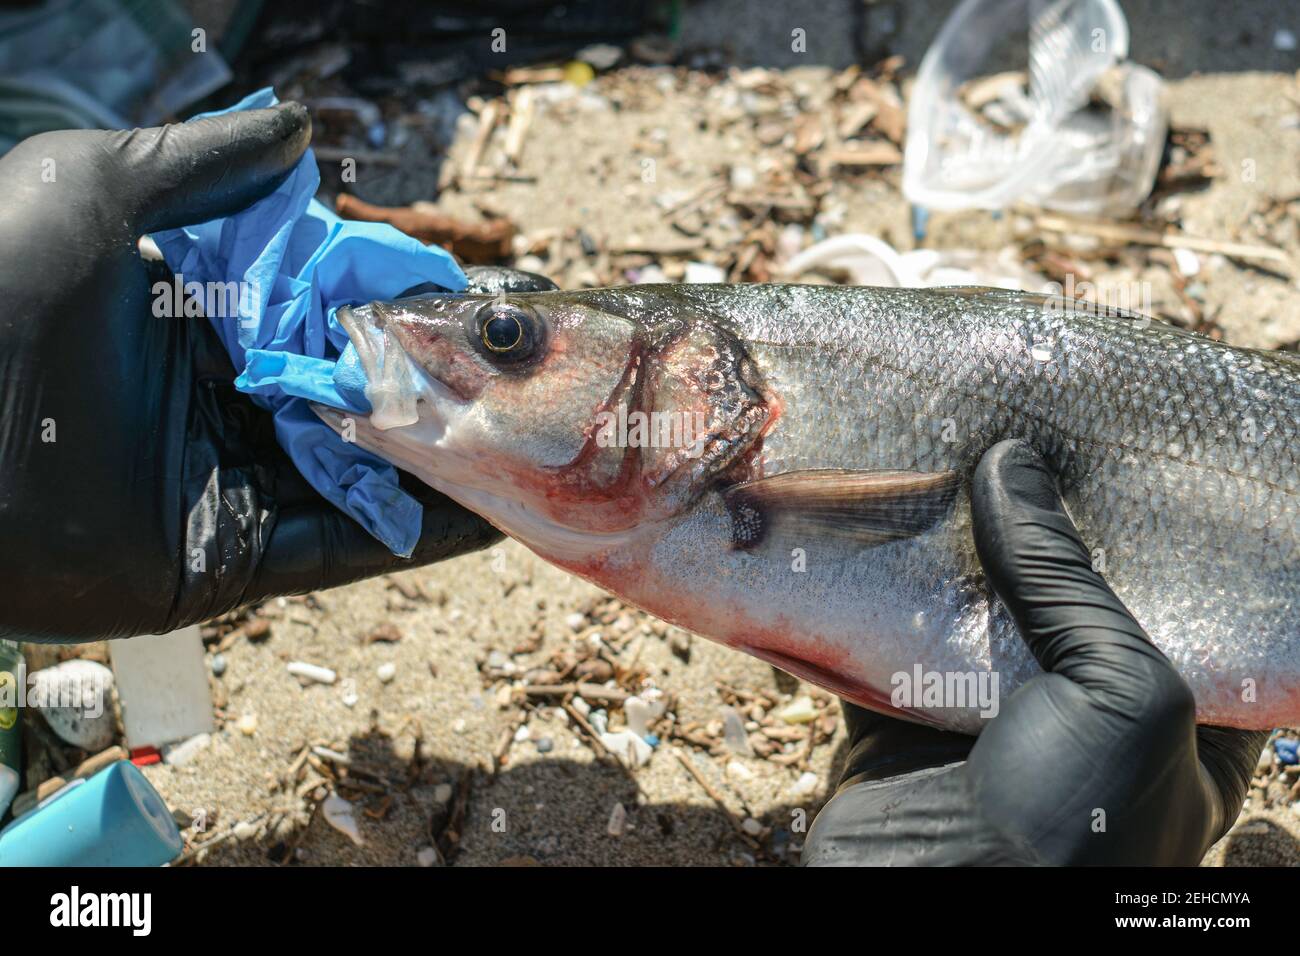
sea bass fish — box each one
[317,283,1300,733]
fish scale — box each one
[326,283,1300,733]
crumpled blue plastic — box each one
[151,88,466,557]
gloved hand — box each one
[803,440,1268,866]
[0,105,502,643]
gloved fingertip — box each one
[408,502,502,564]
[129,104,312,234]
[971,439,1067,583]
[972,439,1057,522]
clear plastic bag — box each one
[902,0,1167,216]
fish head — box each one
[320,288,774,556]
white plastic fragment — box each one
[1172,247,1200,276]
[624,695,665,738]
[322,792,365,846]
[599,730,653,768]
[790,771,820,797]
[722,707,753,755]
[606,801,627,836]
[162,732,212,767]
[287,661,337,685]
[684,261,726,284]
[779,696,818,725]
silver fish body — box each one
[325,284,1300,733]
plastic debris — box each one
[778,696,818,725]
[789,771,820,797]
[781,234,1052,292]
[161,733,211,767]
[684,261,727,283]
[321,792,365,846]
[10,746,125,819]
[377,662,397,684]
[599,730,653,768]
[151,89,466,559]
[624,695,665,739]
[109,625,214,750]
[563,61,596,87]
[1274,737,1299,766]
[606,801,627,836]
[902,0,1167,215]
[721,707,753,756]
[287,661,337,685]
[0,761,181,866]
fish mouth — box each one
[335,303,465,434]
[744,645,941,727]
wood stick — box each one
[671,748,760,850]
[11,746,127,817]
[503,86,535,166]
[335,193,514,262]
[461,100,502,180]
[1035,213,1292,267]
[523,682,629,703]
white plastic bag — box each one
[902,0,1166,216]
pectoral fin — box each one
[723,468,960,550]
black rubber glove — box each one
[0,105,502,643]
[803,440,1268,866]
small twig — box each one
[1035,213,1293,269]
[562,701,617,765]
[525,682,629,703]
[461,100,502,180]
[671,748,760,850]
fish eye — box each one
[483,312,522,351]
[474,301,541,364]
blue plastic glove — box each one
[0,100,499,642]
[150,87,462,556]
